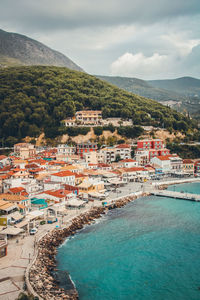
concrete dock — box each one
[151,190,200,201]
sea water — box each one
[57,182,200,300]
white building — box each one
[57,144,76,156]
[51,171,75,186]
[151,156,171,173]
[115,144,131,160]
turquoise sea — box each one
[57,182,200,300]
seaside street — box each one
[0,200,103,300]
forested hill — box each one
[0,29,83,71]
[0,66,195,145]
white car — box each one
[30,228,38,235]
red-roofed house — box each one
[135,139,170,165]
[151,156,171,173]
[38,189,73,203]
[119,167,149,182]
[120,159,138,168]
[51,171,75,186]
[8,187,26,195]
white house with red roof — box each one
[38,189,74,203]
[120,159,138,168]
[118,167,149,182]
[151,156,171,173]
[51,171,75,186]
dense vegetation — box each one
[0,66,196,146]
[167,143,200,159]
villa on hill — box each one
[63,110,133,127]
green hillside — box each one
[0,66,196,146]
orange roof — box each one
[0,174,11,180]
[42,189,71,198]
[156,156,170,161]
[0,194,28,201]
[121,159,136,162]
[116,144,131,149]
[18,203,26,209]
[9,187,25,193]
[124,167,146,172]
[74,173,87,178]
[52,170,74,177]
[0,155,7,160]
[0,166,12,172]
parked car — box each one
[30,228,38,235]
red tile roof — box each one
[116,144,131,148]
[52,170,74,177]
[9,187,26,193]
[156,156,170,161]
[0,155,7,160]
[121,159,136,162]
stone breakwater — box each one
[29,194,148,300]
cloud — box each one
[1,0,200,32]
[111,52,170,79]
[1,0,200,78]
[110,32,200,79]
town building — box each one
[57,144,76,156]
[51,171,76,186]
[182,159,194,175]
[151,156,171,174]
[115,144,131,160]
[75,110,102,125]
[135,139,170,165]
[76,142,97,158]
[14,143,36,159]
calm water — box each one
[57,182,200,300]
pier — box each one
[151,190,200,202]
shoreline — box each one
[28,192,148,300]
[27,178,200,299]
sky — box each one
[1,0,200,79]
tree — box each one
[115,154,121,162]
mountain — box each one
[96,75,187,102]
[0,29,83,71]
[148,77,200,97]
[0,66,195,146]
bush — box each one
[65,127,90,136]
[117,126,144,138]
[93,127,103,136]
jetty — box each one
[151,190,200,202]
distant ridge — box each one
[148,77,200,96]
[0,29,83,71]
[96,75,187,102]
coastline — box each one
[27,178,200,299]
[28,192,148,300]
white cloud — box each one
[110,52,170,79]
